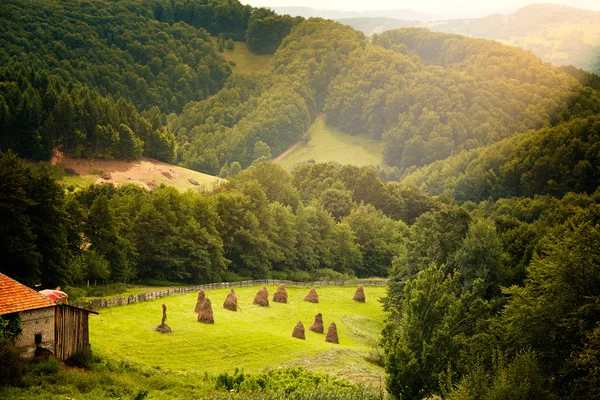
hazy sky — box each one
[243,0,600,14]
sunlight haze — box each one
[243,0,600,15]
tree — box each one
[452,218,504,295]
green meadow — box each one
[211,38,273,74]
[90,285,386,384]
[277,120,383,171]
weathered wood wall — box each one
[55,305,91,361]
[72,279,388,310]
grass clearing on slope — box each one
[33,156,223,192]
[211,38,273,74]
[277,120,383,171]
[90,285,386,384]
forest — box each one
[1,1,600,399]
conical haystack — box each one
[223,289,238,311]
[325,322,339,344]
[309,312,324,333]
[273,284,288,303]
[197,297,214,324]
[194,289,206,313]
[253,286,269,307]
[353,284,366,303]
[155,304,172,334]
[292,321,306,340]
[303,287,319,303]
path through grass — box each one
[276,119,383,171]
[90,285,386,384]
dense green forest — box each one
[0,0,298,162]
[2,3,600,399]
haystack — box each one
[273,284,288,303]
[292,321,306,340]
[155,304,173,334]
[353,284,366,303]
[194,289,206,313]
[253,286,269,307]
[223,289,238,311]
[309,312,324,333]
[325,322,339,344]
[197,298,214,324]
[303,287,319,303]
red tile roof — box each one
[0,273,56,315]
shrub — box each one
[66,348,95,369]
[27,356,60,376]
[0,339,24,387]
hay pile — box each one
[309,312,324,333]
[155,304,173,334]
[194,289,206,313]
[223,289,238,311]
[303,287,319,303]
[253,286,269,307]
[325,322,339,344]
[292,321,306,340]
[197,298,214,324]
[273,284,288,303]
[353,285,366,303]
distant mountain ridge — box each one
[272,7,433,21]
[340,3,600,74]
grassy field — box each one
[276,120,383,171]
[33,156,223,192]
[211,38,273,74]
[90,285,387,385]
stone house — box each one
[0,273,98,360]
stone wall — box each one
[72,279,388,311]
[15,306,56,360]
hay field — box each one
[90,285,386,384]
[276,119,383,171]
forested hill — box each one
[0,0,300,162]
[170,22,599,177]
[342,4,600,75]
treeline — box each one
[169,19,367,174]
[324,28,586,171]
[0,153,438,288]
[382,191,600,399]
[149,0,301,54]
[402,115,600,201]
[0,66,174,162]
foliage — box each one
[0,0,232,114]
[0,313,22,342]
[0,339,23,387]
[246,9,303,55]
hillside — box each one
[37,155,223,192]
[3,4,600,400]
[276,118,383,171]
[342,4,600,74]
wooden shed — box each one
[0,273,97,360]
[54,304,97,360]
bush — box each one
[0,339,24,387]
[287,270,310,282]
[66,348,95,369]
[63,286,87,302]
[27,356,60,376]
[85,283,127,298]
